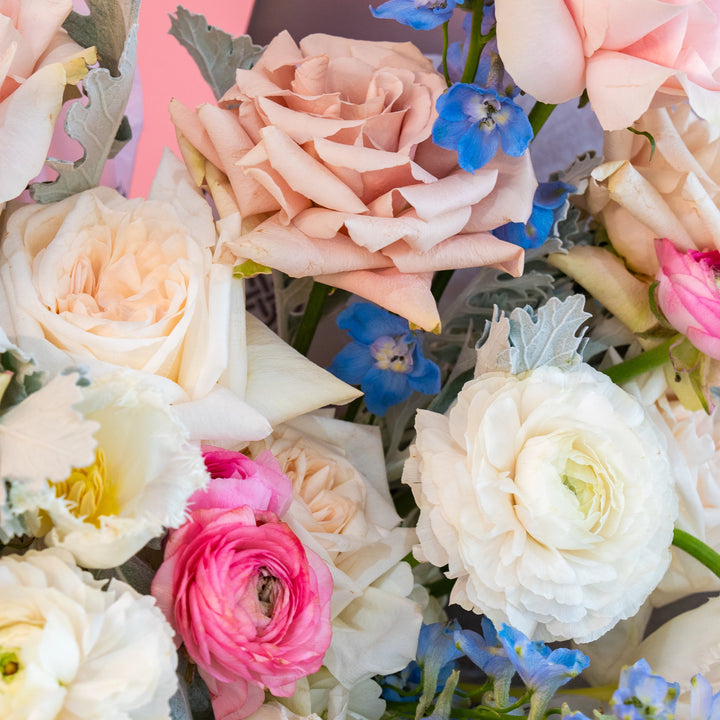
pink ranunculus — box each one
[151,449,333,720]
[172,31,535,332]
[495,0,720,131]
[0,0,91,204]
[655,238,720,359]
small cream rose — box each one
[247,413,423,690]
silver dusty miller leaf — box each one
[30,0,140,203]
[169,6,265,101]
[502,294,591,374]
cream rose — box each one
[0,548,178,719]
[0,0,94,205]
[0,152,360,442]
[172,31,535,331]
[403,363,677,643]
[247,413,423,690]
[10,372,209,569]
[586,104,720,275]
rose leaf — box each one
[169,6,265,101]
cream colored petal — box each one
[548,246,657,333]
[245,313,361,426]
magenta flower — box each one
[151,448,333,720]
[655,238,720,360]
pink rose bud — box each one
[151,450,332,720]
[655,238,720,360]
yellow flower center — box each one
[51,450,119,527]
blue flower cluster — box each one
[380,618,589,720]
[328,303,441,416]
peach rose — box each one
[0,0,93,204]
[495,0,720,131]
[171,31,536,331]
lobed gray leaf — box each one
[169,6,264,101]
[30,0,140,203]
[505,294,590,374]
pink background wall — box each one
[129,1,256,197]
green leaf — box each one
[168,6,264,101]
[627,126,656,160]
[30,0,140,203]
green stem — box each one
[461,4,487,84]
[343,396,363,423]
[292,282,332,356]
[673,528,720,580]
[528,101,557,138]
[431,269,454,304]
[441,21,451,86]
[602,335,679,385]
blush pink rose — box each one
[0,0,91,203]
[172,31,536,331]
[495,0,720,130]
[151,449,333,720]
[655,238,720,359]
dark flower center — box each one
[257,568,279,617]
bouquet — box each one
[1,1,720,719]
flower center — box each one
[561,459,598,517]
[50,449,119,527]
[0,651,20,683]
[370,335,414,373]
[469,95,501,129]
[256,568,279,617]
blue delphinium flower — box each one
[611,659,679,720]
[328,302,440,416]
[455,617,516,707]
[494,180,575,249]
[432,84,532,173]
[690,674,720,720]
[370,0,464,30]
[497,624,590,720]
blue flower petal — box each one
[432,116,473,150]
[337,302,409,345]
[534,180,575,210]
[611,660,679,720]
[457,124,499,172]
[362,366,412,416]
[494,101,533,157]
[328,342,374,385]
[370,0,455,30]
[408,351,441,395]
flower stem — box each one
[441,21,451,86]
[431,269,454,303]
[461,4,488,84]
[672,528,720,580]
[602,336,679,385]
[528,101,557,138]
[292,282,332,356]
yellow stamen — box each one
[51,449,119,527]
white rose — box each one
[0,151,360,443]
[0,548,177,719]
[11,372,208,569]
[403,363,677,643]
[247,414,423,689]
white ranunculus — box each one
[11,372,208,569]
[0,151,360,444]
[0,548,177,719]
[403,364,677,643]
[247,413,423,691]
